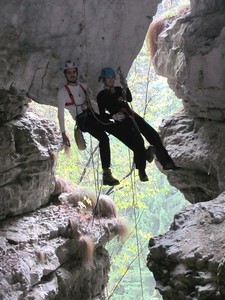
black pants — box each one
[133,112,174,167]
[103,117,147,171]
[77,113,111,170]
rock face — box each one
[0,200,121,300]
[159,111,225,204]
[0,87,30,124]
[147,192,225,300]
[0,110,61,220]
[147,1,225,299]
[0,2,158,299]
[2,0,225,299]
[154,5,225,121]
[151,0,225,203]
[0,0,160,104]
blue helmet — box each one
[100,67,116,79]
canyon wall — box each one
[0,1,159,299]
[148,1,225,299]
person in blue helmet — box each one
[97,67,179,174]
[57,61,120,186]
[96,67,149,181]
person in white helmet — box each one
[57,61,120,186]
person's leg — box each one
[134,113,178,169]
[104,118,148,181]
[82,115,119,185]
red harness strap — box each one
[65,84,87,106]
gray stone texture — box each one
[0,87,30,124]
[148,1,225,299]
[0,203,120,300]
[159,111,225,203]
[0,0,160,104]
[0,111,61,220]
[0,2,160,299]
[152,0,225,202]
[2,0,225,299]
[147,192,225,300]
[154,9,225,121]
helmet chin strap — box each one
[65,74,78,84]
[67,79,78,84]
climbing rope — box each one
[79,5,150,293]
[128,151,145,300]
[107,150,145,299]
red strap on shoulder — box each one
[65,85,75,106]
[79,84,87,96]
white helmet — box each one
[63,61,77,73]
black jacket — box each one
[97,87,133,120]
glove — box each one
[112,112,126,122]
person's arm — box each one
[117,86,132,103]
[125,87,132,102]
[97,91,111,122]
[85,85,100,115]
[57,89,71,147]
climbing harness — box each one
[64,84,89,150]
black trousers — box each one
[103,117,147,171]
[133,112,174,167]
[78,113,111,170]
[78,111,146,171]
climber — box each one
[97,67,179,172]
[96,67,149,182]
[57,61,120,186]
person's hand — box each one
[62,132,71,147]
[112,112,125,122]
[118,96,124,103]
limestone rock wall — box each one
[154,4,225,121]
[0,2,158,299]
[147,192,225,300]
[159,112,225,203]
[0,0,160,104]
[148,1,225,299]
[0,87,30,124]
[0,201,120,300]
[152,0,225,203]
[0,110,61,220]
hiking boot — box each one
[163,161,180,170]
[146,145,155,163]
[103,169,120,186]
[138,169,149,182]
